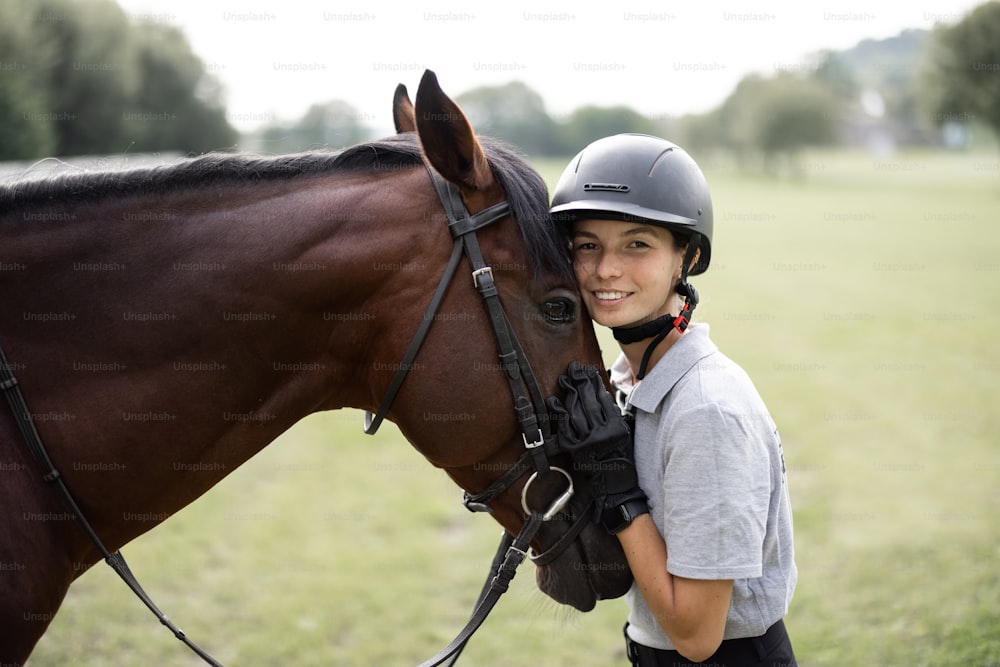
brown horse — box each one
[0,71,630,663]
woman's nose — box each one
[594,250,622,280]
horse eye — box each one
[541,298,575,324]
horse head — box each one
[380,71,631,610]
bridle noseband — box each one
[364,161,594,666]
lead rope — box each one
[417,513,543,667]
[0,342,222,667]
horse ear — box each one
[393,84,417,134]
[414,70,493,192]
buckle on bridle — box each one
[471,266,493,288]
[522,428,544,449]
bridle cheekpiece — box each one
[363,161,593,666]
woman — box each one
[546,134,798,666]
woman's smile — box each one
[593,289,633,305]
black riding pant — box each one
[624,619,797,667]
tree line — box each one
[1,0,997,163]
[257,2,1000,167]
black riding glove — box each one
[546,362,648,534]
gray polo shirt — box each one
[611,323,797,650]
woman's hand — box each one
[546,361,649,533]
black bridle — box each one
[364,162,593,666]
[0,159,591,667]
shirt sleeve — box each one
[657,400,772,581]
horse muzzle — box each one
[530,495,633,610]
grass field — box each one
[27,148,1000,666]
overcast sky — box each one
[115,0,981,136]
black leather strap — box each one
[448,201,510,237]
[416,513,543,667]
[403,165,577,666]
[461,435,563,513]
[363,167,519,438]
[0,342,222,666]
[363,237,465,435]
[425,166,550,456]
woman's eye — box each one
[541,298,575,324]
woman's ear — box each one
[688,247,702,273]
[674,244,700,281]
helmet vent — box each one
[647,147,675,176]
[583,182,630,192]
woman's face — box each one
[571,218,684,330]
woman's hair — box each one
[664,225,694,253]
[662,226,703,280]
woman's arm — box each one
[618,514,733,662]
[544,363,734,661]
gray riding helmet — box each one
[550,133,713,275]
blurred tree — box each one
[127,21,238,153]
[0,0,236,159]
[922,1,1000,150]
[715,74,771,160]
[558,105,658,153]
[684,72,840,176]
[0,0,56,159]
[259,100,369,153]
[811,50,859,100]
[456,81,561,155]
[27,0,140,156]
[676,109,724,152]
[751,74,840,174]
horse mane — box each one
[0,134,571,280]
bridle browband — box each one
[364,161,594,666]
[0,158,594,667]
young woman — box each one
[546,134,798,666]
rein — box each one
[0,344,223,666]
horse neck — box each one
[9,167,434,391]
[0,166,438,551]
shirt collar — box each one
[610,323,718,413]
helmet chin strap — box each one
[611,234,701,380]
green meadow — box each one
[28,148,1000,666]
